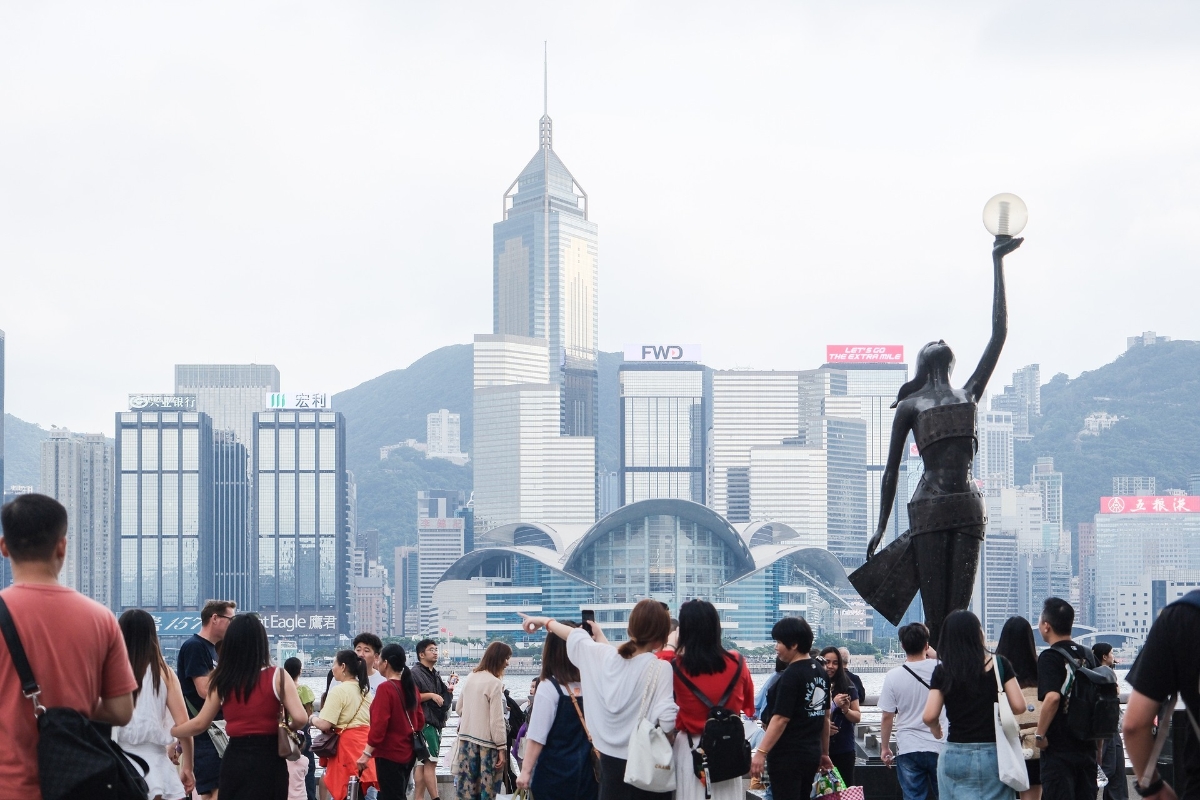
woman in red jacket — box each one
[658,599,755,800]
[356,644,425,800]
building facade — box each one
[417,490,470,634]
[213,431,252,608]
[991,364,1040,440]
[42,430,113,605]
[252,409,348,635]
[115,409,214,612]
[975,409,1015,493]
[427,409,463,457]
[175,364,280,450]
[748,444,827,549]
[619,362,705,506]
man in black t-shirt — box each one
[1124,591,1200,800]
[751,617,832,800]
[1035,598,1099,800]
[176,600,235,800]
[411,639,453,800]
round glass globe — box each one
[982,193,1028,237]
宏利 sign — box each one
[825,345,904,364]
[623,344,702,362]
[1100,496,1200,514]
[129,394,198,411]
[264,393,330,410]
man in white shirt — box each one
[879,623,945,800]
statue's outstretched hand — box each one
[993,236,1023,258]
[867,527,885,560]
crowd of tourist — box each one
[2,492,1199,800]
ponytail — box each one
[380,643,417,711]
[334,649,370,696]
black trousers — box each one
[1041,750,1098,800]
[830,750,856,788]
[375,756,416,800]
[597,753,673,800]
[766,748,821,800]
[219,735,288,800]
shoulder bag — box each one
[562,680,601,782]
[624,661,675,792]
[0,596,151,800]
[277,668,304,761]
[402,680,431,763]
[183,695,229,757]
[992,658,1030,792]
[311,688,368,759]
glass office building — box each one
[175,364,280,450]
[253,409,348,633]
[619,363,705,505]
[213,431,252,608]
[115,410,214,611]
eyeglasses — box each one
[218,614,236,621]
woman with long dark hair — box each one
[850,234,1024,647]
[355,644,424,800]
[996,616,1043,800]
[453,641,513,800]
[171,614,309,800]
[820,646,862,787]
[922,611,1026,800]
[658,599,755,800]
[313,650,377,800]
[515,621,597,800]
[115,609,195,800]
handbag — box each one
[992,658,1030,792]
[623,662,675,792]
[564,681,601,782]
[311,690,368,759]
[276,668,304,761]
[183,695,229,757]
[0,596,151,800]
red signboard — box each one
[826,345,904,364]
[1100,496,1200,514]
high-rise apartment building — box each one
[472,334,595,531]
[991,364,1040,440]
[417,490,469,634]
[427,409,461,456]
[115,409,214,612]
[975,409,1015,493]
[493,83,598,440]
[619,362,705,505]
[175,364,281,450]
[252,409,348,634]
[41,430,113,605]
[1030,457,1063,541]
[213,431,252,608]
[986,487,1047,552]
[394,546,420,636]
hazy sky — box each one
[3,2,1199,435]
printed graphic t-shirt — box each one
[764,659,829,759]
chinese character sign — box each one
[264,393,331,410]
[1100,496,1200,514]
[260,613,340,633]
[129,394,198,411]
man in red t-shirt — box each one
[0,494,138,800]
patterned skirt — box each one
[452,739,505,800]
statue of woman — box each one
[849,235,1023,648]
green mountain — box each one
[3,414,49,490]
[1014,340,1200,532]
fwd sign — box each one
[623,344,702,362]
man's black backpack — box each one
[1052,642,1120,742]
[0,596,149,800]
[672,652,752,792]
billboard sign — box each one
[418,516,465,532]
[129,394,197,411]
[825,345,904,364]
[1100,496,1200,514]
[149,612,204,635]
[260,613,340,633]
[623,344,702,362]
[265,393,330,410]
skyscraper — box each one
[427,409,461,456]
[213,431,252,608]
[493,64,598,440]
[115,408,214,612]
[253,409,348,635]
[42,430,113,606]
[619,361,705,505]
[175,364,281,450]
[991,364,1040,440]
[1030,456,1063,542]
[811,416,869,568]
[417,490,469,634]
[975,408,1015,493]
[748,442,828,549]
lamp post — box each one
[982,193,1028,240]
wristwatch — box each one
[1134,777,1164,797]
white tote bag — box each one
[624,662,675,792]
[993,659,1030,792]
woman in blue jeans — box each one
[922,611,1027,800]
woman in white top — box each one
[115,609,195,800]
[521,599,678,800]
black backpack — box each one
[672,652,752,790]
[1052,642,1120,742]
[0,596,150,800]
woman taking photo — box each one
[515,621,597,800]
[996,616,1043,800]
[521,598,678,800]
[356,644,424,800]
[314,650,378,800]
[453,641,513,800]
[923,611,1026,800]
[171,614,309,800]
[819,646,862,787]
[115,609,195,800]
[659,599,755,800]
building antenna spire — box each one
[539,42,552,149]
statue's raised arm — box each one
[962,235,1022,402]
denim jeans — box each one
[937,742,1013,800]
[897,750,940,800]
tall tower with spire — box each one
[493,49,599,440]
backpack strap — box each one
[670,651,744,710]
[0,596,45,717]
[902,664,931,689]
